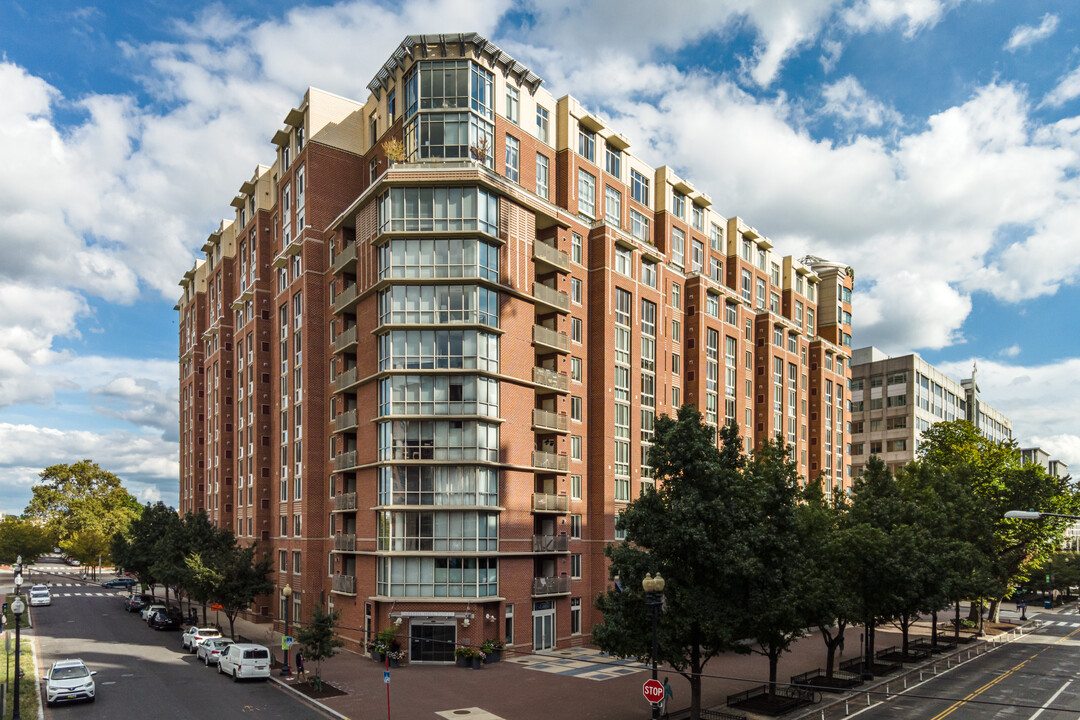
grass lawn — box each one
[1,594,38,720]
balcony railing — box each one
[332,242,358,274]
[333,452,359,472]
[333,368,360,393]
[532,534,570,552]
[532,576,571,596]
[334,533,357,551]
[333,410,358,433]
[532,408,568,432]
[332,284,360,315]
[332,574,357,595]
[533,325,570,353]
[532,493,569,512]
[533,366,570,392]
[532,451,569,473]
[533,282,570,313]
[333,492,358,511]
[533,241,571,273]
[333,325,358,353]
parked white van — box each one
[217,643,271,681]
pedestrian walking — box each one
[661,677,673,719]
[295,650,306,683]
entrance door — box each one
[532,604,555,651]
[410,622,456,663]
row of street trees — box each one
[594,407,1078,719]
[111,502,274,639]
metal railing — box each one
[531,534,570,552]
[332,574,356,595]
[333,368,359,393]
[531,576,570,596]
[333,410,358,433]
[533,366,569,392]
[532,241,570,272]
[531,451,569,472]
[332,242,358,274]
[334,533,357,551]
[333,326,358,353]
[531,493,569,512]
[533,325,570,353]
[332,284,359,314]
[333,452,359,472]
[333,492,358,511]
[532,408,568,432]
[533,282,570,313]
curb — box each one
[268,676,350,720]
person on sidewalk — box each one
[295,650,306,683]
[662,677,673,719]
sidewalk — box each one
[222,605,1026,720]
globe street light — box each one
[11,595,24,720]
[280,584,293,677]
[642,572,666,720]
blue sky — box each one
[2,0,1080,513]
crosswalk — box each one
[1039,620,1080,628]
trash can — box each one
[1045,599,1052,609]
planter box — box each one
[483,650,502,664]
[456,656,470,668]
[471,656,483,669]
[371,652,384,664]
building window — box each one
[571,396,582,421]
[693,205,704,231]
[571,474,582,499]
[571,597,582,634]
[505,134,519,183]
[571,277,582,304]
[387,89,396,124]
[571,318,582,343]
[571,357,582,382]
[578,170,596,217]
[630,209,650,242]
[293,550,302,574]
[605,186,622,225]
[741,269,752,301]
[294,514,302,536]
[631,169,650,206]
[692,240,704,273]
[711,257,723,282]
[671,283,681,309]
[614,478,630,501]
[578,127,595,162]
[505,84,519,124]
[536,106,549,143]
[570,554,582,579]
[571,233,583,264]
[710,222,723,250]
[671,319,681,343]
[571,435,582,460]
[369,157,379,184]
[279,550,287,572]
[671,191,685,219]
[671,227,685,269]
[641,260,657,288]
[605,143,621,178]
[536,153,549,199]
[570,514,582,538]
[615,246,632,277]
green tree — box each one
[594,408,753,719]
[296,607,344,690]
[212,542,273,639]
[110,502,175,596]
[25,460,140,550]
[0,518,53,565]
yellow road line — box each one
[928,626,1080,720]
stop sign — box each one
[643,678,665,704]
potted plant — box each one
[481,639,505,663]
[471,648,487,669]
[386,640,405,668]
[368,639,387,663]
[454,646,474,668]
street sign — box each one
[210,604,223,611]
[643,678,665,704]
[384,670,390,684]
[281,636,293,650]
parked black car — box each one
[102,578,138,589]
[123,594,155,613]
[148,609,183,631]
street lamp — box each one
[280,584,292,677]
[1005,510,1080,521]
[643,572,666,720]
[11,595,24,720]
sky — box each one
[1,0,1079,514]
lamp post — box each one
[642,572,666,720]
[11,595,24,720]
[280,584,292,677]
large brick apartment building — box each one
[177,33,853,663]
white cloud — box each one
[1027,434,1080,470]
[821,75,903,129]
[1004,13,1058,52]
[998,345,1021,358]
[841,0,959,38]
[1042,64,1080,109]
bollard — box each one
[821,711,825,720]
[846,700,850,715]
[920,671,923,681]
[886,683,890,696]
[867,693,871,706]
[904,677,908,689]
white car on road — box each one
[45,659,96,705]
[217,643,271,681]
[29,585,51,607]
[196,638,235,666]
[182,626,222,652]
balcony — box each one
[533,282,570,313]
[532,493,569,513]
[332,574,357,595]
[532,534,570,553]
[333,368,360,394]
[533,366,570,393]
[532,408,568,433]
[332,242,358,274]
[533,325,570,354]
[333,410,358,433]
[333,452,360,472]
[333,492,358,511]
[271,236,303,269]
[334,533,357,552]
[532,576,571,597]
[533,241,571,273]
[333,326,359,353]
[332,285,360,315]
[532,450,569,473]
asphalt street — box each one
[855,612,1080,719]
[22,561,329,720]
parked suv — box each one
[149,609,183,631]
[123,594,154,613]
[45,659,96,705]
[217,644,270,681]
[29,585,51,607]
[182,626,222,652]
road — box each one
[856,612,1080,719]
[20,561,328,720]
